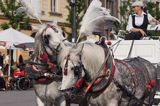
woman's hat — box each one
[132,1,144,7]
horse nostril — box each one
[46,34,51,39]
[44,38,49,44]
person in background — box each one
[0,51,3,68]
[125,1,159,40]
[18,54,25,68]
[0,66,6,91]
[4,52,10,75]
[13,68,25,79]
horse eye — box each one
[46,34,51,38]
[72,66,79,76]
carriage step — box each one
[153,91,160,106]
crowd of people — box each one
[0,51,27,91]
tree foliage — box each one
[0,0,29,30]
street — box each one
[0,89,78,106]
[0,90,36,106]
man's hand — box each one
[139,29,146,36]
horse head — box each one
[35,22,66,54]
[33,22,68,71]
[59,42,114,94]
[60,44,86,91]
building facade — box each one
[0,0,120,33]
[0,0,69,33]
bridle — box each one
[40,24,61,55]
[38,24,68,63]
[31,24,66,82]
[60,54,86,92]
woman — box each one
[125,1,159,40]
[18,55,25,67]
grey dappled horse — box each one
[59,42,157,106]
[33,23,73,106]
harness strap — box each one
[84,47,115,93]
[113,78,149,106]
[90,60,116,94]
[117,60,137,91]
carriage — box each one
[111,39,160,105]
[86,32,160,106]
[19,0,160,105]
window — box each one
[19,22,32,30]
[51,0,56,13]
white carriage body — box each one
[111,40,160,64]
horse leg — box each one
[57,96,68,106]
[106,99,119,106]
[79,98,88,106]
[36,96,45,106]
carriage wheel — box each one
[16,77,31,90]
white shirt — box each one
[126,12,153,31]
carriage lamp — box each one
[105,20,113,40]
[70,0,77,43]
[70,0,76,4]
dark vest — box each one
[132,14,149,33]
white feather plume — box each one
[19,0,42,24]
[80,0,120,36]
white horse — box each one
[59,42,157,106]
[32,23,73,106]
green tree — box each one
[63,0,86,41]
[119,0,132,30]
[0,0,29,30]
